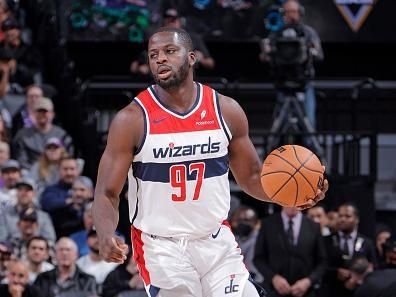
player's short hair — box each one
[150,27,193,52]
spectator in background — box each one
[40,156,80,213]
[254,207,326,297]
[0,141,10,187]
[29,137,68,196]
[0,159,22,206]
[34,237,97,297]
[0,240,14,283]
[0,140,9,161]
[70,202,94,257]
[0,0,11,42]
[231,205,264,283]
[349,256,396,297]
[10,208,42,259]
[0,259,41,297]
[162,9,215,70]
[1,178,55,243]
[0,48,14,129]
[307,204,331,236]
[327,209,339,233]
[218,0,257,39]
[375,225,392,268]
[323,202,377,297]
[130,9,215,77]
[259,0,323,129]
[383,236,396,269]
[12,84,43,135]
[51,176,94,238]
[77,228,119,294]
[25,236,54,284]
[13,97,74,169]
[0,18,43,87]
[0,206,6,240]
[0,113,9,142]
[102,250,145,297]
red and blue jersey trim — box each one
[132,155,229,182]
[134,82,224,135]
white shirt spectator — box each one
[28,261,54,283]
[76,254,118,284]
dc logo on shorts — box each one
[225,275,239,294]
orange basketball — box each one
[261,145,325,207]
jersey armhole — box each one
[213,90,232,142]
[132,98,148,155]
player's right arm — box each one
[92,103,144,263]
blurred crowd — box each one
[231,203,396,297]
[0,1,394,297]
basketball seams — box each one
[293,175,298,207]
[267,172,295,201]
[291,145,310,166]
[290,146,318,196]
[267,166,305,201]
[269,153,299,170]
[261,171,294,177]
[271,175,298,205]
[292,145,323,174]
[263,154,300,201]
[262,145,323,207]
[270,152,313,184]
[300,166,324,174]
[296,171,316,197]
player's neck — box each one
[155,79,196,113]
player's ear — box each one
[189,50,196,66]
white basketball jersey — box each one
[128,82,232,238]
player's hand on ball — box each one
[298,166,329,210]
[99,235,128,263]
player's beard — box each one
[153,57,190,90]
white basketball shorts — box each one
[131,222,252,297]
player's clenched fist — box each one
[98,235,128,263]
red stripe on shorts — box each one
[222,220,231,228]
[131,227,151,285]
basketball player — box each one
[92,27,328,297]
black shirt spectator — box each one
[0,18,43,87]
[102,253,145,297]
[0,259,41,297]
[383,236,396,269]
[0,284,40,297]
[254,207,326,297]
[323,203,377,297]
[375,225,392,269]
[51,176,93,238]
[33,237,97,297]
[34,266,97,297]
[350,256,396,297]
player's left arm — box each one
[219,94,328,208]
